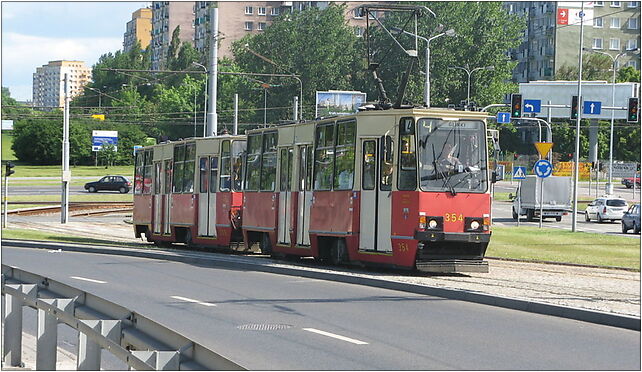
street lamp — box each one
[391,25,455,108]
[448,64,494,109]
[85,86,106,109]
[192,62,208,137]
[582,47,640,195]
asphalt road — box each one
[3,246,639,370]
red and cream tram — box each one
[241,108,493,272]
[133,135,246,249]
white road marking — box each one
[302,328,368,345]
[70,276,107,284]
[170,295,217,307]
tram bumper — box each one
[414,231,490,273]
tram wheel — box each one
[331,239,348,265]
[259,233,272,255]
[184,229,193,247]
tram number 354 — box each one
[444,213,463,222]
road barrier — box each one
[1,264,244,370]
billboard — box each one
[315,91,366,118]
[92,130,118,152]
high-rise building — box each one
[32,60,92,108]
[124,8,153,52]
[505,1,640,82]
[150,1,196,70]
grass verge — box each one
[488,226,640,270]
[1,228,139,247]
[5,165,134,178]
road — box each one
[3,246,640,370]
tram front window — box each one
[417,119,487,193]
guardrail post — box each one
[3,284,37,367]
[131,350,179,370]
[36,298,74,370]
[77,320,101,370]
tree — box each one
[554,54,613,81]
[617,66,640,83]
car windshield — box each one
[416,118,487,193]
[607,199,627,207]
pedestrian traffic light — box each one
[571,95,579,120]
[5,161,15,177]
[510,94,522,118]
[627,97,639,123]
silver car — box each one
[585,197,629,223]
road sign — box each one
[513,166,527,180]
[609,162,638,178]
[534,142,553,158]
[583,101,602,115]
[523,99,541,113]
[133,145,143,155]
[534,159,553,178]
[497,112,511,124]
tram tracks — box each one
[6,202,133,216]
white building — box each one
[32,60,92,108]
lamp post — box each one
[391,26,455,108]
[582,47,640,195]
[192,62,208,137]
[448,64,495,109]
[85,86,106,109]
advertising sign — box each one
[315,91,366,118]
[553,161,591,180]
[608,162,638,178]
[92,130,118,152]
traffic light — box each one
[627,97,639,123]
[5,161,15,177]
[510,94,522,118]
[571,95,579,120]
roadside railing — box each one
[1,264,244,370]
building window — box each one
[593,38,603,49]
[628,1,639,7]
[628,17,639,29]
[258,22,266,31]
[245,6,253,15]
[595,1,604,5]
[258,7,266,15]
[353,8,364,18]
[610,38,620,50]
[270,7,280,16]
[355,26,364,37]
[610,1,621,6]
[611,17,621,28]
[244,21,253,31]
[626,39,638,50]
[626,60,638,68]
[594,17,603,27]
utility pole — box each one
[207,6,219,137]
[233,93,238,135]
[571,2,585,232]
[61,74,70,224]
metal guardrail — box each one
[1,264,244,370]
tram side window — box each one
[173,145,185,193]
[210,156,218,193]
[314,123,335,190]
[333,120,356,190]
[380,135,393,191]
[245,134,262,191]
[143,150,153,194]
[220,140,231,192]
[134,151,144,195]
[232,141,246,191]
[398,117,417,191]
[163,159,172,195]
[279,148,293,191]
[362,141,376,190]
[199,157,209,193]
[183,143,196,193]
[260,132,278,191]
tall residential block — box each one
[150,1,196,70]
[124,8,153,52]
[32,60,92,108]
[505,1,640,82]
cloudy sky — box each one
[2,2,149,101]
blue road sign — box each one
[534,159,553,178]
[513,166,527,180]
[523,99,541,113]
[497,112,511,124]
[583,101,602,115]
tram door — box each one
[152,162,162,234]
[359,137,393,252]
[197,156,217,237]
[297,145,313,246]
[278,147,293,245]
[162,159,172,235]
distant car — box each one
[84,175,131,193]
[621,204,640,234]
[585,197,628,223]
[621,174,640,189]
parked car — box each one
[84,175,131,193]
[621,204,640,234]
[621,174,640,189]
[585,197,628,223]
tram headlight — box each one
[464,217,484,232]
[470,220,480,230]
[428,219,438,229]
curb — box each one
[3,239,640,332]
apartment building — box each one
[32,60,92,108]
[150,1,196,70]
[505,1,640,82]
[124,8,153,52]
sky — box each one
[2,1,150,101]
